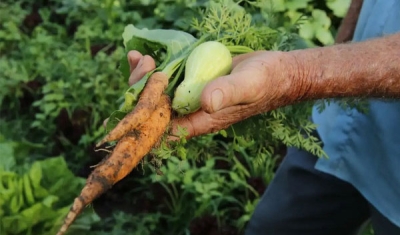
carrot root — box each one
[57,94,172,235]
[96,72,169,147]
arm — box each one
[289,32,400,102]
[185,33,400,137]
[126,11,400,138]
[125,34,400,138]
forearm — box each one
[289,32,400,101]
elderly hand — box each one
[127,49,300,139]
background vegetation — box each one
[1,0,374,234]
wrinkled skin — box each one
[125,30,400,139]
[127,50,297,139]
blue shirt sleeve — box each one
[312,0,400,227]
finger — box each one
[127,51,143,73]
[169,110,213,140]
[232,50,266,68]
[200,69,263,114]
[128,55,156,86]
[169,103,258,140]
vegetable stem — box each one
[225,45,254,54]
[164,34,211,95]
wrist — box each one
[281,50,319,103]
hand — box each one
[127,50,298,139]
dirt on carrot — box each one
[56,94,172,235]
[96,72,169,147]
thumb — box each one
[201,71,258,113]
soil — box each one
[189,215,239,235]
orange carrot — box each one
[56,94,171,235]
[96,72,169,147]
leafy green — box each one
[1,0,370,234]
[299,9,334,45]
[186,1,327,158]
[327,0,352,17]
[90,211,162,235]
[110,2,323,160]
[191,0,286,50]
[270,0,350,47]
[105,24,201,131]
[0,137,100,235]
[147,133,278,234]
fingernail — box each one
[211,89,224,112]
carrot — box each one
[56,94,172,235]
[96,72,169,147]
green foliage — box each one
[116,0,326,163]
[144,134,278,234]
[0,0,374,235]
[362,224,375,235]
[0,1,130,168]
[0,136,99,235]
[271,0,351,46]
[105,24,200,131]
[90,211,162,235]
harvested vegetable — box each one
[56,94,171,235]
[96,72,169,147]
[56,1,308,234]
[172,41,233,115]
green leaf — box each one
[103,24,206,139]
[43,93,64,101]
[270,0,286,12]
[28,162,48,199]
[299,21,315,40]
[285,0,313,11]
[39,157,85,204]
[0,142,94,235]
[105,110,128,132]
[327,0,351,17]
[120,24,197,80]
[229,172,242,183]
[122,24,197,60]
[312,9,331,28]
[182,169,196,185]
[43,103,57,115]
[117,72,152,115]
[298,9,334,45]
[2,202,57,234]
[0,142,16,170]
[316,27,334,45]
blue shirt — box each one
[312,0,400,227]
